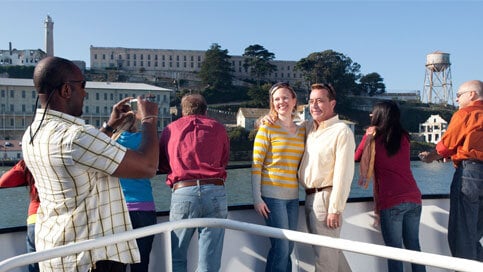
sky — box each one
[1,0,482,101]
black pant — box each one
[90,260,126,272]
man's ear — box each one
[59,84,72,99]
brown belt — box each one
[172,178,224,191]
[305,186,332,195]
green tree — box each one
[198,43,233,90]
[295,50,361,111]
[242,44,277,87]
[359,72,386,96]
[247,83,271,107]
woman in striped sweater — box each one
[251,82,305,272]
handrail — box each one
[0,218,482,272]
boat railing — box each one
[0,218,481,272]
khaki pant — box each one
[305,189,352,272]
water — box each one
[0,161,454,229]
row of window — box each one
[0,90,168,104]
[95,53,203,62]
[0,90,36,98]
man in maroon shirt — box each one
[159,93,230,272]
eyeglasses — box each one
[456,90,473,98]
[311,83,336,100]
[65,80,86,89]
[269,82,292,95]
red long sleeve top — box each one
[158,115,230,187]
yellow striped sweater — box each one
[251,122,305,204]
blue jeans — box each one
[262,197,298,272]
[170,184,228,272]
[380,202,426,272]
[129,210,157,272]
[26,223,39,272]
[448,160,483,261]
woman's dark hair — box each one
[370,100,408,156]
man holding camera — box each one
[22,56,159,272]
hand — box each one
[326,213,341,229]
[260,114,275,126]
[372,213,380,228]
[107,97,135,128]
[136,95,158,121]
[418,150,443,163]
[254,202,270,219]
[365,126,376,135]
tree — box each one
[198,43,233,91]
[359,72,386,96]
[247,83,271,107]
[295,50,361,111]
[242,44,277,87]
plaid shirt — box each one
[22,109,140,272]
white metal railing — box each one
[0,218,482,272]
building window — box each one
[22,90,26,98]
[22,104,26,112]
[118,54,122,60]
[134,54,137,60]
[96,93,100,100]
[148,61,151,67]
[94,54,98,59]
[110,54,114,60]
[96,106,100,114]
[10,104,14,112]
[104,93,108,100]
[110,93,114,100]
[102,54,106,60]
[141,54,144,60]
[127,54,130,59]
[10,90,14,98]
[148,55,151,60]
[85,106,89,114]
[32,91,36,98]
[104,106,108,114]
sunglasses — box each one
[269,82,292,95]
[456,90,473,98]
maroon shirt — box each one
[355,134,421,211]
[158,115,230,187]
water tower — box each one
[422,51,453,105]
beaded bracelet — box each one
[141,115,158,122]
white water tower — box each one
[422,51,453,105]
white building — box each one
[419,114,448,144]
[0,78,173,141]
[90,46,306,86]
[236,108,270,131]
[0,47,46,66]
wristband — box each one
[141,115,158,122]
[102,121,117,133]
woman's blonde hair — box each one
[112,112,138,140]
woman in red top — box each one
[355,100,425,272]
[0,160,39,272]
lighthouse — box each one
[45,15,54,57]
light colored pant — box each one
[170,184,228,272]
[304,188,352,272]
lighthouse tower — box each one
[45,15,54,57]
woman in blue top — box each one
[113,112,157,272]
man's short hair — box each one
[181,94,207,116]
[311,83,336,101]
[33,56,78,95]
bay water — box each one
[0,161,454,229]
